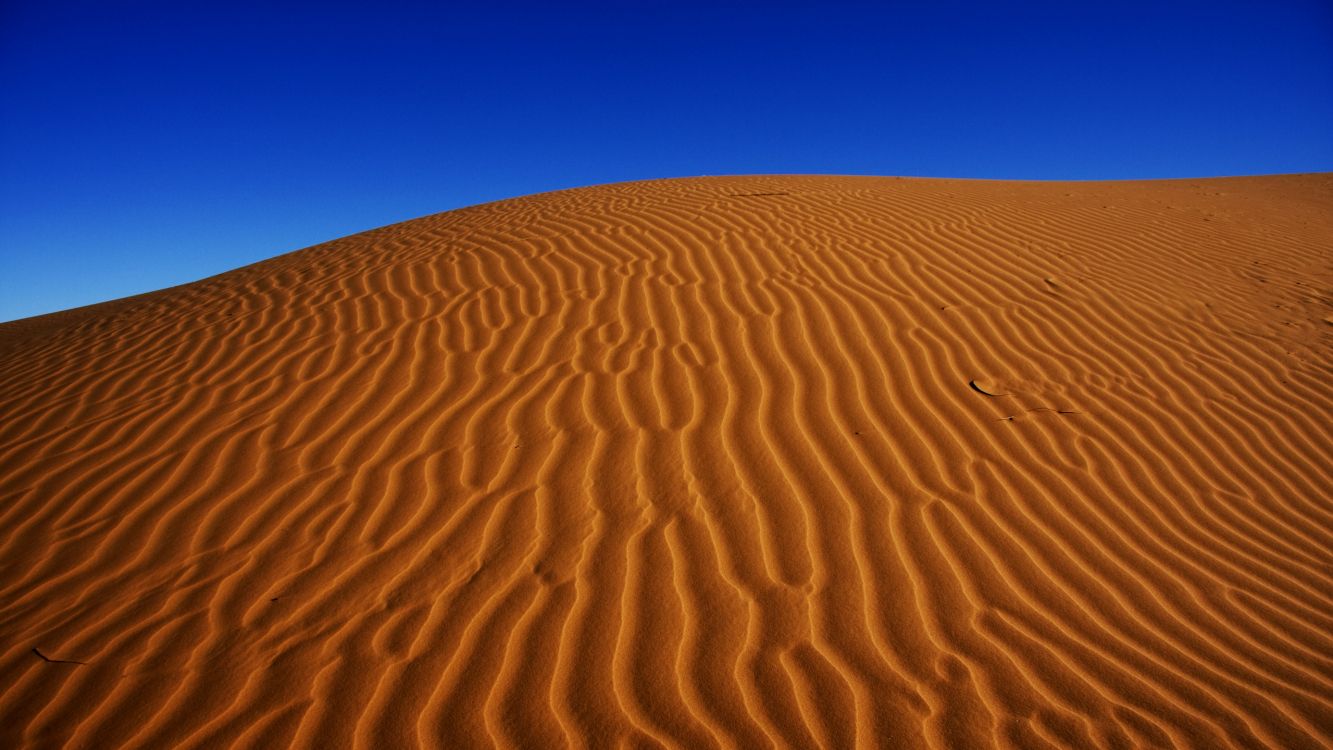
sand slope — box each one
[1,174,1331,748]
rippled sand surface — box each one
[2,174,1331,748]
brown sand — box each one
[1,174,1331,748]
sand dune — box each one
[1,174,1331,748]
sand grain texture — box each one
[2,175,1331,748]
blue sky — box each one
[3,1,1331,322]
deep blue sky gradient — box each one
[3,1,1332,321]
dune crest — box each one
[2,174,1331,748]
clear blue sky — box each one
[3,1,1331,322]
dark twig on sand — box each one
[969,379,1008,397]
[32,647,87,665]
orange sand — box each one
[1,175,1331,748]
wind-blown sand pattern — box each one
[2,175,1332,749]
